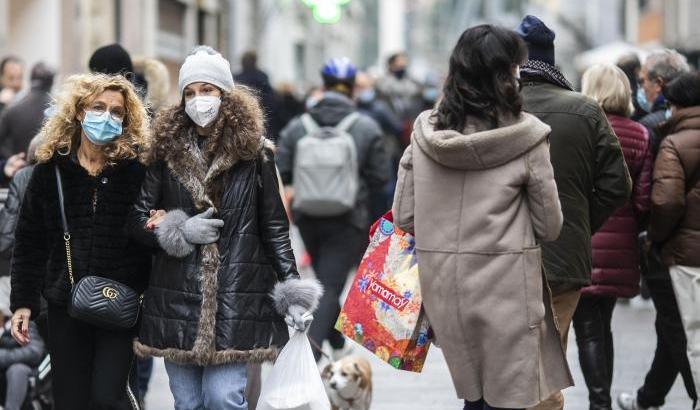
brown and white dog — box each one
[321,355,372,410]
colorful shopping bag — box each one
[335,212,431,372]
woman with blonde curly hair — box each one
[10,73,150,409]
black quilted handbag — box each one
[55,166,141,330]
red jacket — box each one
[582,114,652,298]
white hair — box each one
[645,49,690,83]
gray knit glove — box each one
[183,208,224,244]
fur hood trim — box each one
[133,340,278,366]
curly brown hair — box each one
[147,85,263,165]
[36,73,150,165]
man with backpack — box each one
[277,57,389,361]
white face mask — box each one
[185,96,221,127]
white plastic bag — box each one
[256,330,330,410]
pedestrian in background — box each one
[133,56,171,114]
[616,53,646,121]
[9,73,151,410]
[393,24,572,410]
[0,133,46,410]
[0,56,28,187]
[0,62,55,160]
[277,57,389,362]
[619,71,700,410]
[234,50,278,139]
[376,52,422,146]
[130,46,321,410]
[355,71,402,220]
[269,82,305,145]
[89,43,138,83]
[517,15,632,410]
[0,56,23,114]
[0,134,44,322]
[0,310,45,410]
[573,63,652,410]
[636,49,690,156]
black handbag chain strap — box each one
[54,165,75,286]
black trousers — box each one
[298,217,365,361]
[47,303,137,410]
[573,295,617,410]
[636,264,698,408]
[464,398,521,410]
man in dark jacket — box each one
[516,15,631,410]
[0,56,23,115]
[355,71,403,220]
[636,49,690,157]
[0,128,42,281]
[234,51,278,138]
[277,58,389,361]
[0,62,54,161]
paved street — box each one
[144,298,693,410]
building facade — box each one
[0,0,227,101]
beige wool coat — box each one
[393,110,573,408]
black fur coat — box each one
[10,155,150,317]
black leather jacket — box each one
[0,166,34,268]
[130,148,298,362]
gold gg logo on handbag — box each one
[102,287,119,300]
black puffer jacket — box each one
[0,165,34,276]
[0,321,45,368]
[130,88,321,366]
[10,155,150,317]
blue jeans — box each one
[164,361,248,410]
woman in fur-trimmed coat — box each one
[129,46,321,410]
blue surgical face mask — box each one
[422,87,439,103]
[665,108,673,120]
[636,87,651,113]
[81,110,123,146]
[358,89,375,104]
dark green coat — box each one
[522,81,631,290]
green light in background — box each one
[302,0,351,24]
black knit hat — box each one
[515,15,555,65]
[89,43,134,76]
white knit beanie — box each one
[178,46,234,94]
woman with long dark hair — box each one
[392,25,572,410]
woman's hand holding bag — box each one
[285,306,313,332]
